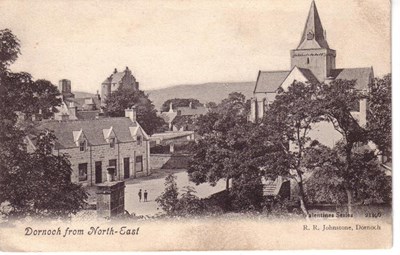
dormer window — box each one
[73,129,88,152]
[79,140,87,151]
[137,135,142,145]
[110,138,116,148]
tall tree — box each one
[316,79,368,214]
[0,29,86,219]
[189,92,249,191]
[367,74,391,163]
[261,82,323,217]
[102,87,166,135]
[0,29,20,71]
[188,93,265,211]
[32,79,61,118]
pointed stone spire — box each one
[297,0,329,49]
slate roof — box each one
[111,72,125,84]
[76,111,100,120]
[254,70,290,93]
[36,117,143,149]
[65,97,101,111]
[298,67,319,84]
[254,67,373,93]
[102,71,126,85]
[329,67,373,90]
[160,111,178,124]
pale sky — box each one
[0,0,391,93]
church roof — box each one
[254,70,290,93]
[35,117,143,149]
[254,67,373,93]
[329,67,373,90]
[297,0,329,50]
[297,67,319,84]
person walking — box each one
[138,189,142,202]
[144,190,148,202]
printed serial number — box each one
[365,213,382,218]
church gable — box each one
[280,67,318,91]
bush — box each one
[230,174,264,212]
[175,186,205,216]
[263,197,301,217]
[155,174,179,215]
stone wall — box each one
[150,154,172,170]
[150,154,190,170]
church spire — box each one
[297,0,329,49]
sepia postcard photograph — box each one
[0,0,394,252]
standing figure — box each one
[144,190,148,202]
[138,189,142,202]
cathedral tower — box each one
[290,1,336,82]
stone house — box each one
[100,66,139,107]
[26,109,150,186]
[160,102,208,131]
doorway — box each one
[95,161,102,184]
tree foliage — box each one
[160,98,203,112]
[367,74,391,162]
[260,82,323,216]
[0,29,86,219]
[189,93,264,211]
[304,141,390,205]
[102,87,166,135]
[2,132,88,218]
[175,186,205,216]
[315,79,369,213]
[155,174,179,215]
[0,29,20,70]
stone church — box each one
[250,0,373,148]
[253,1,375,198]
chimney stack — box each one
[125,107,137,122]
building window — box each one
[307,57,310,64]
[109,159,117,176]
[78,163,88,181]
[79,140,86,151]
[110,138,115,148]
[136,156,143,172]
[137,135,142,145]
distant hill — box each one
[72,81,256,111]
[73,91,96,98]
[146,82,255,111]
